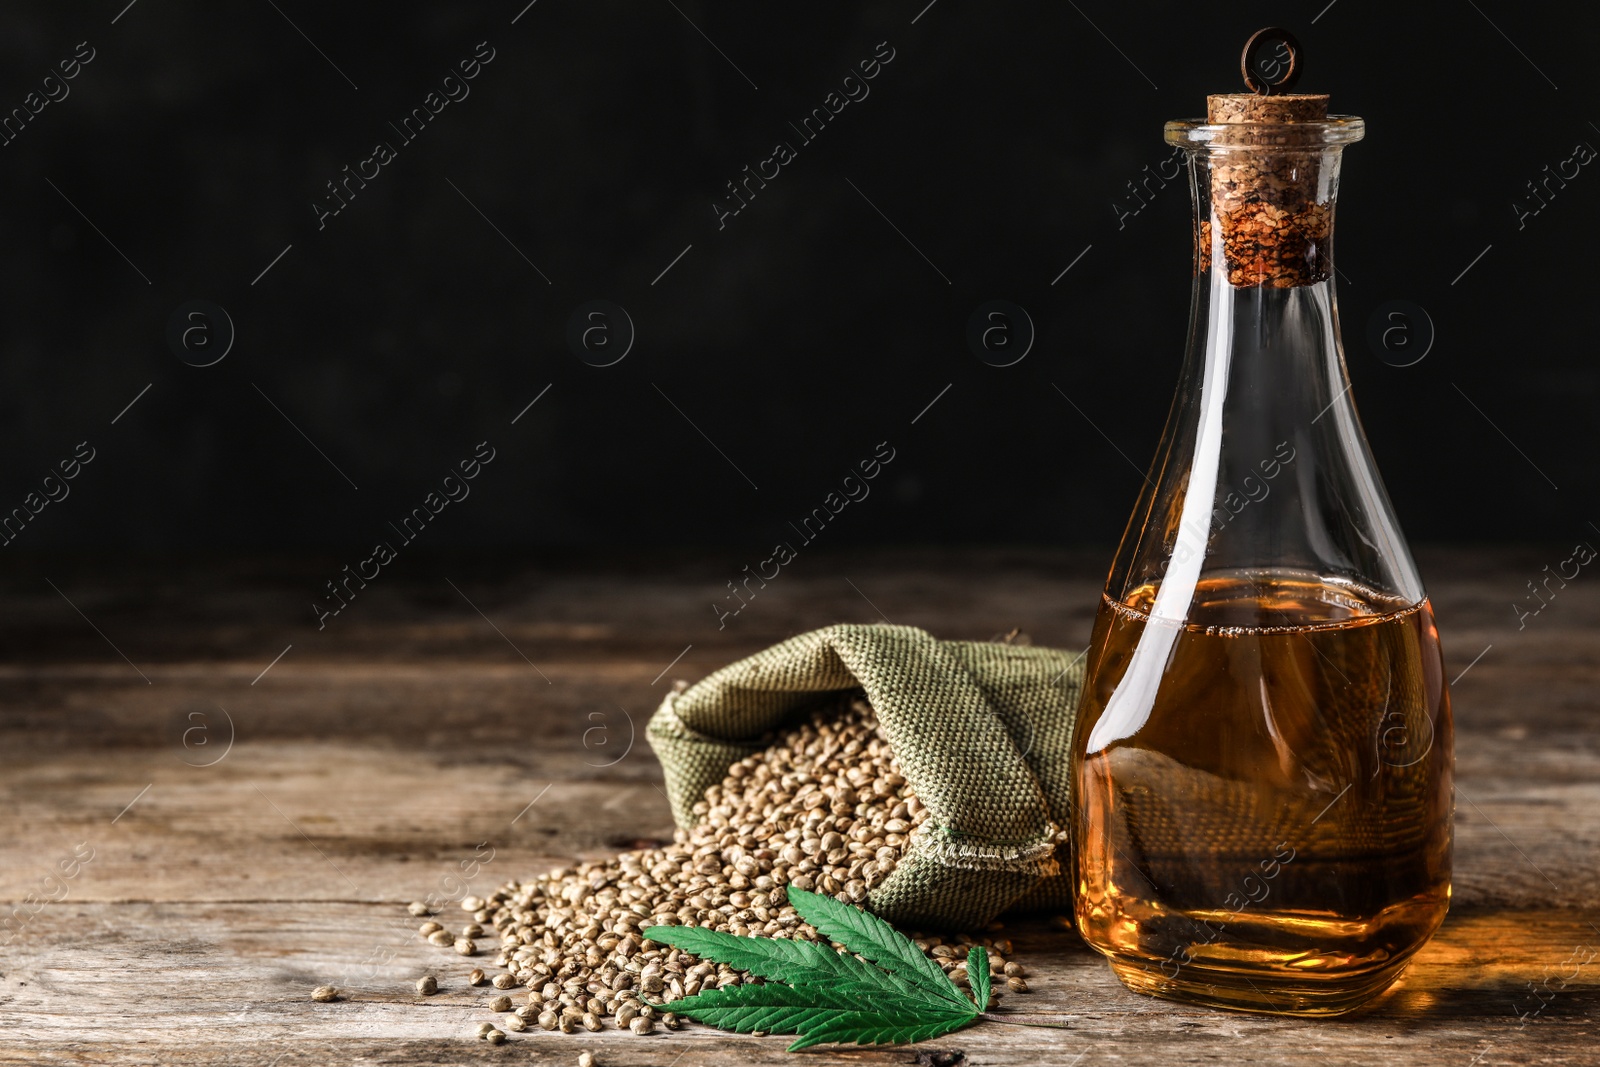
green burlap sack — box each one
[646,623,1084,931]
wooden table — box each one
[3,549,1596,1065]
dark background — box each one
[1,0,1592,555]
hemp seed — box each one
[416,975,438,995]
[310,985,339,1003]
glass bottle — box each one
[1069,90,1453,1016]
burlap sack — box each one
[646,623,1083,930]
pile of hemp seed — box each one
[405,699,1029,1042]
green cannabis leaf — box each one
[642,885,988,1051]
[634,921,929,1000]
[966,944,991,1012]
[785,881,974,1012]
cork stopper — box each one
[1194,46,1337,288]
[1206,93,1328,124]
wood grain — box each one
[2,550,1596,1064]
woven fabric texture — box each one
[646,623,1083,930]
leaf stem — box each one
[979,1011,1075,1030]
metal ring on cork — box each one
[1240,27,1302,96]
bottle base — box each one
[1106,955,1409,1017]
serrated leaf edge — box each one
[785,886,971,1010]
[641,921,928,1000]
[659,980,950,1036]
[786,1006,978,1051]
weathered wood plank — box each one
[2,738,1596,907]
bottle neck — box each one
[1101,142,1423,622]
[1191,143,1342,289]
